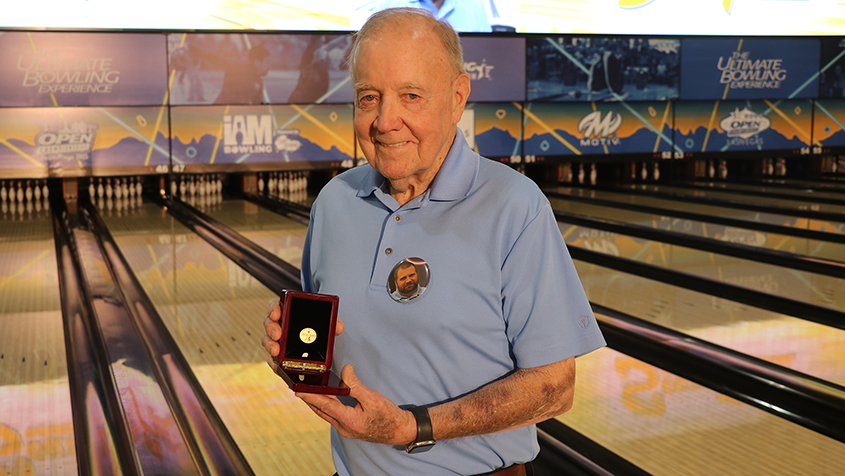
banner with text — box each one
[461,37,525,102]
[0,32,167,107]
[0,107,170,174]
[170,104,354,166]
[523,101,674,157]
[680,38,820,101]
[673,100,813,153]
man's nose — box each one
[375,96,403,133]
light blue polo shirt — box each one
[301,133,606,476]
[369,0,492,32]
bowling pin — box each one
[33,180,41,200]
[653,163,660,181]
[708,161,715,179]
[258,173,265,193]
[641,162,648,181]
[589,164,597,185]
[189,176,196,196]
[88,179,96,199]
[16,182,24,203]
[115,178,123,199]
[129,177,136,197]
[577,164,585,184]
[1,181,7,202]
[41,180,49,200]
[170,179,178,197]
[97,178,104,199]
[136,176,143,197]
[25,180,32,202]
[123,178,129,198]
[106,178,113,199]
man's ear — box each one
[452,73,471,123]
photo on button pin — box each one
[388,257,430,302]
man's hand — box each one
[261,298,344,369]
[297,364,417,446]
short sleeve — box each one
[501,202,606,368]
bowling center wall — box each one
[1,31,844,181]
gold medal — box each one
[300,327,317,344]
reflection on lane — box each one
[689,181,845,202]
[549,196,845,264]
[101,201,333,476]
[561,346,845,476]
[619,183,845,215]
[0,211,77,474]
[571,261,845,386]
[559,221,845,313]
[549,186,845,237]
[199,198,308,269]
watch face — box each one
[300,327,317,344]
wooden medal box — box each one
[273,290,349,395]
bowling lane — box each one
[686,181,845,202]
[547,186,845,236]
[0,201,77,474]
[188,196,308,269]
[559,345,845,476]
[548,196,845,264]
[99,200,333,476]
[558,220,845,313]
[617,183,845,214]
[572,260,845,386]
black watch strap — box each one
[405,406,436,453]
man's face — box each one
[395,265,419,297]
[353,24,470,185]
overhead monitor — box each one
[3,1,843,35]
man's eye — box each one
[407,93,420,100]
[359,94,376,103]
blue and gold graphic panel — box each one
[522,102,674,157]
[0,107,170,176]
[674,100,814,153]
[167,33,353,106]
[814,100,845,148]
[0,32,167,107]
[465,102,523,160]
[170,104,354,166]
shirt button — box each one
[385,248,393,255]
[394,215,401,223]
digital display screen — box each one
[3,1,843,35]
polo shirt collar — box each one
[355,131,479,203]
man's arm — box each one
[294,357,576,446]
[430,357,575,441]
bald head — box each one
[348,8,466,85]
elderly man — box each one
[263,8,605,476]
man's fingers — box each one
[261,334,279,356]
[267,299,281,322]
[340,364,360,391]
[335,318,344,336]
[264,317,281,341]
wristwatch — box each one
[405,406,436,453]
